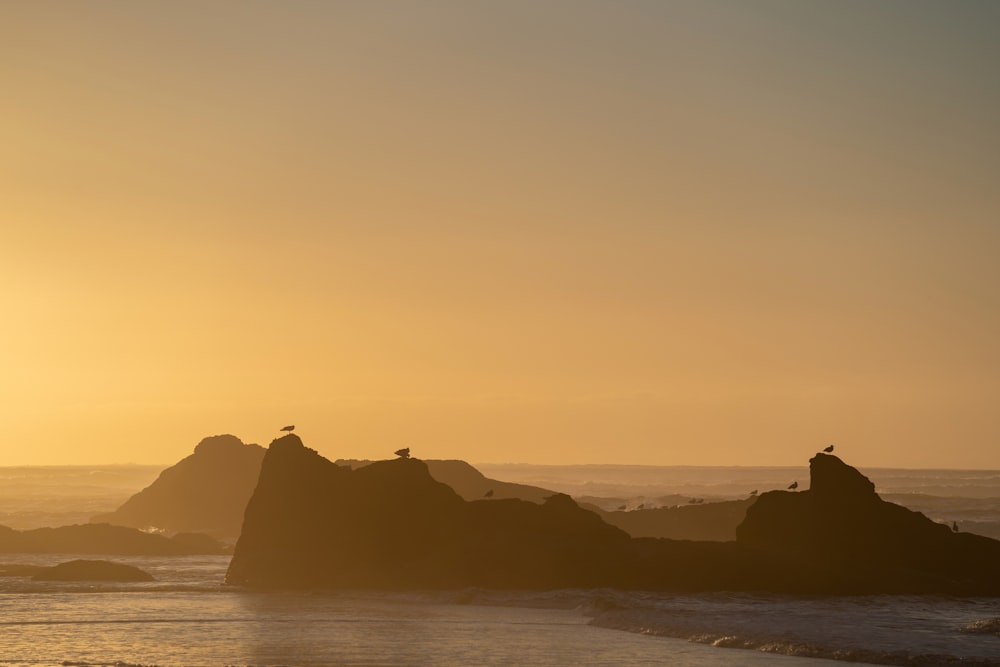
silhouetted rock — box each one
[736,453,1000,594]
[32,559,154,582]
[91,434,265,540]
[228,438,1000,594]
[594,498,757,541]
[229,436,622,588]
[228,435,797,591]
[336,458,554,503]
[0,523,227,555]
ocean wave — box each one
[962,618,1000,636]
[594,614,1000,666]
[0,582,227,595]
[587,596,1000,667]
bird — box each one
[617,504,627,511]
[280,425,295,433]
[788,481,799,491]
[823,444,835,453]
[952,521,959,532]
[394,447,410,459]
[749,490,758,496]
[483,489,494,498]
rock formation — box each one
[91,434,265,540]
[229,435,635,589]
[736,453,1000,594]
[227,436,1000,594]
[32,559,154,582]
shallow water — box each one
[3,555,999,666]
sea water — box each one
[1,555,999,666]
[2,465,1000,666]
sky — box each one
[2,1,999,468]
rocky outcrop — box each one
[228,435,636,589]
[0,523,228,555]
[227,437,1000,594]
[32,559,154,582]
[736,453,1000,594]
[91,434,265,540]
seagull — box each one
[617,504,627,511]
[394,447,410,459]
[823,444,835,453]
[280,425,295,433]
[953,521,959,532]
[483,489,494,498]
[749,490,758,496]
[788,481,799,491]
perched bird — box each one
[483,489,494,498]
[280,425,295,433]
[749,490,758,496]
[394,447,410,459]
[823,444,835,453]
[953,521,959,532]
[617,504,627,511]
[788,481,799,491]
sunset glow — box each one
[2,1,998,467]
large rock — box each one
[91,434,265,540]
[227,437,1000,594]
[736,453,1000,594]
[227,435,635,589]
[33,559,154,582]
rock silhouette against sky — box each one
[227,435,1000,595]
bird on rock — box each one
[394,447,410,459]
[823,444,835,453]
[788,481,799,491]
[280,425,295,433]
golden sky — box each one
[2,2,999,467]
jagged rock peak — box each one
[270,433,304,449]
[193,434,250,455]
[808,453,877,501]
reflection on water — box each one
[0,556,851,666]
[2,588,849,667]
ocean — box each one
[2,464,1000,666]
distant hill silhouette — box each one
[0,523,227,555]
[227,435,1000,594]
[737,453,1000,594]
[593,498,757,541]
[91,434,265,540]
[336,458,553,503]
